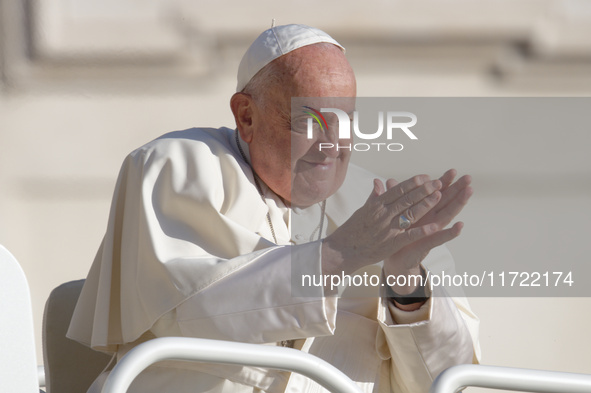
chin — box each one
[291,182,339,208]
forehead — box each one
[291,96,356,118]
[262,46,356,118]
[276,44,356,95]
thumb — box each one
[372,178,386,197]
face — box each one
[236,44,357,208]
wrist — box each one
[383,266,430,307]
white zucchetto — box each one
[236,24,345,92]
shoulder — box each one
[117,127,251,202]
[130,127,237,162]
[123,127,247,175]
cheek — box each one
[262,130,292,170]
[290,136,315,165]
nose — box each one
[315,123,342,158]
[319,121,339,144]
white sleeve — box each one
[376,292,479,393]
[374,246,480,393]
[153,241,338,343]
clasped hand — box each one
[322,169,472,286]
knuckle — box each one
[427,191,441,205]
[422,181,435,193]
[419,223,437,237]
[427,180,439,193]
[411,175,423,187]
[405,228,421,243]
[400,194,413,208]
[397,187,406,197]
[424,181,440,195]
[420,226,430,237]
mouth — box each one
[300,159,335,170]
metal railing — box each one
[99,337,591,393]
[101,337,363,393]
[37,366,45,388]
[430,364,591,393]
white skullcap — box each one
[236,24,345,92]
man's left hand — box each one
[380,169,473,309]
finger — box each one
[392,222,441,251]
[373,178,386,197]
[433,174,472,214]
[430,186,473,227]
[395,190,441,229]
[386,179,442,222]
[396,222,464,267]
[416,222,463,251]
[438,169,457,191]
[379,175,431,205]
[385,178,399,190]
[412,175,472,228]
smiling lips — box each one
[300,158,336,171]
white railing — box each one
[101,337,363,393]
[430,364,591,393]
[37,366,45,388]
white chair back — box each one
[42,280,112,393]
[0,245,40,392]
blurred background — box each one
[1,0,590,390]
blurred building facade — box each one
[1,0,591,383]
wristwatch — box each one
[384,266,430,305]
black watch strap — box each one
[384,267,430,305]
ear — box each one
[230,93,256,143]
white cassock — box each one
[67,127,480,393]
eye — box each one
[291,116,319,135]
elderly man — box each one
[68,24,479,393]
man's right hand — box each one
[321,174,444,276]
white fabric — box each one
[68,127,480,393]
[236,24,345,92]
[0,245,41,393]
